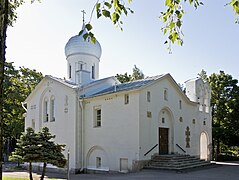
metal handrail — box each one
[144,144,158,156]
[176,143,186,153]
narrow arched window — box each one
[124,94,129,104]
[179,100,182,109]
[147,91,151,102]
[164,88,168,101]
[50,96,55,122]
[69,64,72,79]
[43,98,48,122]
[92,65,95,79]
[32,119,35,130]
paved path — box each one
[3,162,239,180]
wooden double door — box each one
[159,127,169,154]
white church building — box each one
[24,23,212,173]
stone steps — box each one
[145,154,213,171]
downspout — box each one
[21,102,27,112]
[79,98,84,172]
[21,102,27,119]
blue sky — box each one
[6,0,239,84]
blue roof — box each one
[86,74,165,98]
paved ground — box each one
[3,162,239,180]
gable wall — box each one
[25,78,79,170]
[138,77,211,159]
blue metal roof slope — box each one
[86,74,165,98]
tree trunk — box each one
[212,137,215,160]
[216,137,220,158]
[216,119,221,159]
[40,162,47,180]
[0,0,9,179]
[29,162,33,180]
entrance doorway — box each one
[159,128,169,154]
[200,132,208,160]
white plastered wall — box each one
[25,78,80,170]
[83,91,140,171]
[138,77,212,160]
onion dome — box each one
[65,25,102,59]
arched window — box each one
[147,91,151,102]
[179,100,182,109]
[69,64,72,79]
[32,119,35,130]
[92,65,95,79]
[43,98,48,122]
[164,88,168,101]
[50,96,55,122]
[124,94,129,104]
[94,106,101,127]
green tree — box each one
[208,71,239,159]
[223,85,239,147]
[115,65,144,83]
[198,69,208,82]
[10,127,66,180]
[0,1,10,177]
[3,62,43,159]
[198,70,239,159]
[1,1,39,178]
[132,65,144,81]
[10,127,41,180]
[38,127,66,180]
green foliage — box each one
[228,0,239,23]
[17,127,41,162]
[198,69,208,82]
[3,62,43,141]
[115,72,132,83]
[82,0,133,43]
[132,65,144,81]
[205,70,239,158]
[9,127,66,180]
[3,1,40,26]
[84,0,239,50]
[38,127,66,179]
[198,70,239,159]
[38,127,66,168]
[79,23,97,44]
[160,0,204,52]
[96,0,134,30]
[115,65,144,83]
[4,0,24,26]
[217,153,239,162]
[8,153,23,162]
